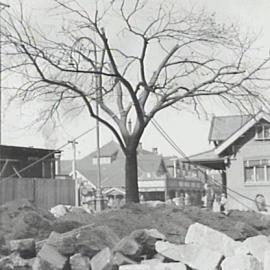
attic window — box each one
[256,125,270,140]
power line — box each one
[5,126,96,179]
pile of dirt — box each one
[1,200,270,246]
[0,199,55,243]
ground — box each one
[1,199,270,255]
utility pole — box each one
[95,71,103,212]
[0,2,9,145]
[69,140,79,207]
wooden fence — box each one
[0,178,75,209]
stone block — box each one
[114,236,143,260]
[70,253,91,270]
[221,254,263,270]
[35,243,68,270]
[90,247,112,270]
[119,265,150,270]
[241,235,270,263]
[112,252,137,266]
[264,250,270,270]
[9,238,36,259]
[150,262,187,270]
[47,231,77,256]
[155,241,223,270]
[185,222,240,257]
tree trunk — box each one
[125,148,139,203]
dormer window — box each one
[255,125,270,140]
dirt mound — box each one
[0,199,55,243]
[1,200,270,247]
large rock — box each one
[50,205,70,218]
[155,241,223,270]
[221,254,263,270]
[114,236,143,260]
[90,247,112,270]
[76,225,120,257]
[129,229,166,257]
[70,253,91,270]
[119,263,187,270]
[264,250,270,270]
[9,238,36,259]
[185,222,240,257]
[34,243,68,270]
[240,235,270,263]
[112,252,137,266]
[47,231,77,256]
[0,253,34,270]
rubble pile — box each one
[1,222,270,270]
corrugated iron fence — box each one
[0,178,75,209]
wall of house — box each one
[226,126,270,211]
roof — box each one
[208,115,252,141]
[215,111,270,155]
[187,149,226,170]
[61,140,166,188]
[188,149,225,162]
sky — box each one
[2,0,270,160]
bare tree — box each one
[2,0,270,202]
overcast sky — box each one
[2,0,270,160]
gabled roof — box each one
[188,149,225,162]
[61,140,167,188]
[208,115,252,141]
[215,111,270,155]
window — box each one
[256,125,270,140]
[244,159,270,182]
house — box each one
[0,144,61,179]
[61,140,204,205]
[188,111,270,211]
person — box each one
[220,193,227,213]
[212,194,220,212]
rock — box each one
[129,229,165,257]
[50,205,69,218]
[0,253,34,270]
[119,265,150,270]
[155,241,223,270]
[264,250,270,270]
[76,225,120,257]
[119,263,187,270]
[233,221,260,241]
[70,253,91,270]
[90,247,112,270]
[149,262,187,270]
[141,259,164,265]
[112,252,137,266]
[9,238,36,259]
[221,254,263,270]
[114,236,143,260]
[47,231,77,256]
[35,243,68,270]
[241,235,270,263]
[185,222,240,257]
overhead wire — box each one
[151,118,270,210]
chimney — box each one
[152,147,158,154]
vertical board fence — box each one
[0,178,75,209]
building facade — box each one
[189,111,270,211]
[61,141,204,205]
